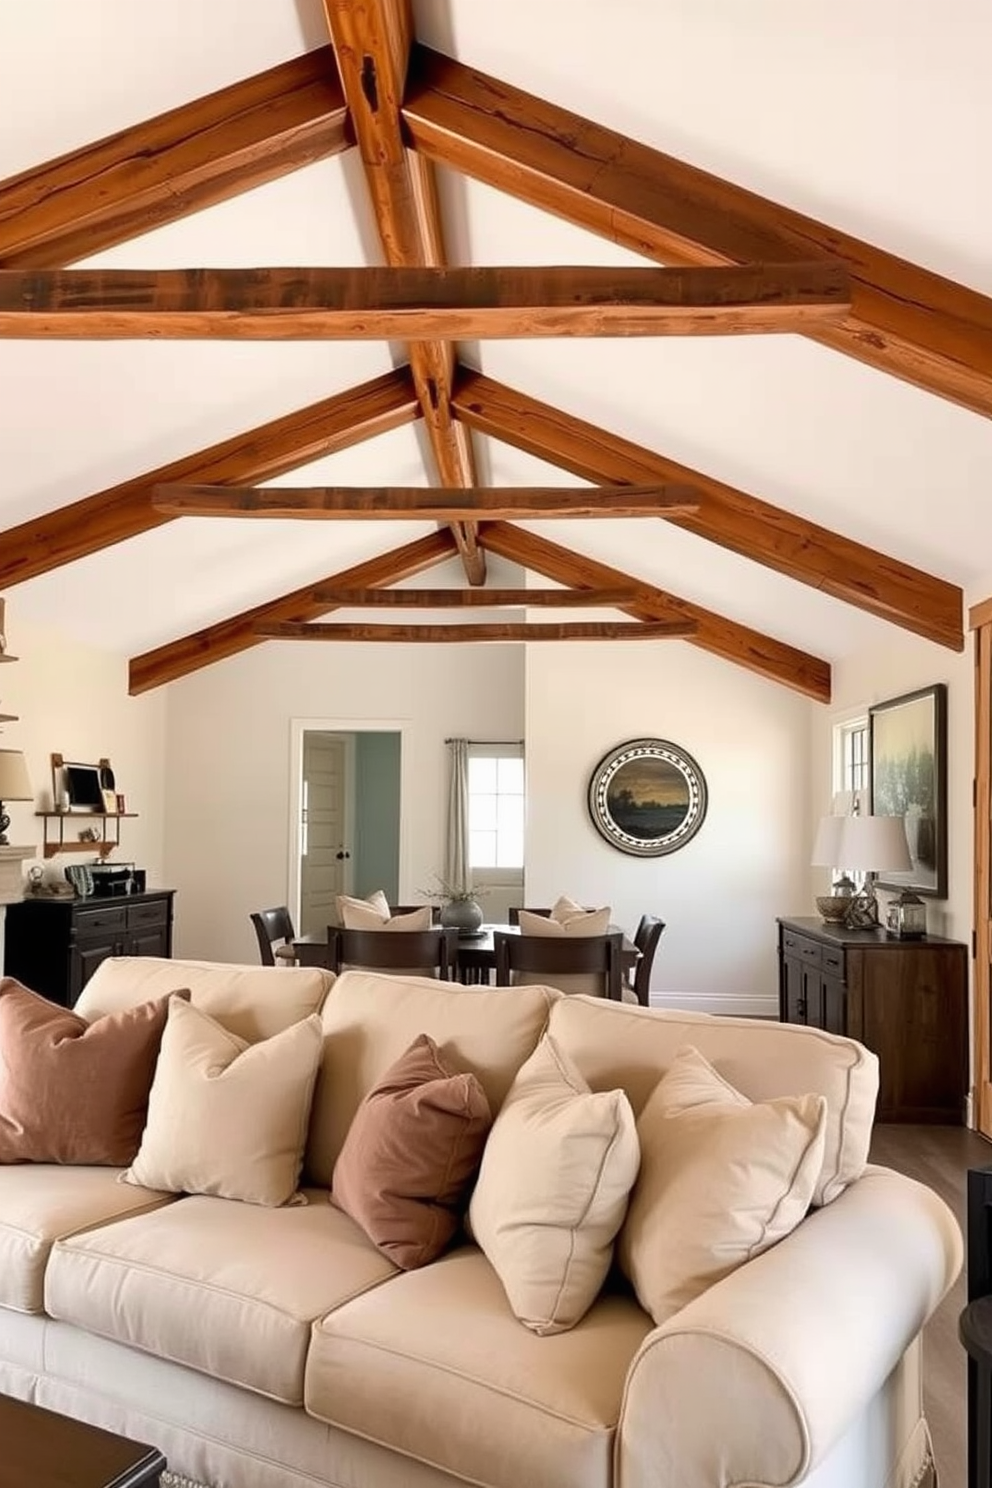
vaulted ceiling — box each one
[2,0,991,702]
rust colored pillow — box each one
[0,978,189,1165]
[331,1033,492,1270]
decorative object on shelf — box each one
[834,813,913,928]
[0,749,32,846]
[885,888,927,940]
[25,864,74,898]
[587,737,707,857]
[869,683,947,897]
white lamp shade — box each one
[0,750,32,801]
[811,815,846,867]
[837,813,913,873]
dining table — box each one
[293,922,640,986]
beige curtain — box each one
[445,738,470,896]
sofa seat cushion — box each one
[307,973,556,1187]
[0,1165,175,1314]
[44,1188,397,1405]
[305,1244,652,1488]
[547,995,878,1206]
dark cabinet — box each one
[3,890,176,1008]
[778,917,968,1123]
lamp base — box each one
[844,884,880,930]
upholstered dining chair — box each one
[250,906,297,966]
[626,914,665,1006]
[328,925,459,980]
[493,929,623,1000]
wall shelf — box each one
[35,811,138,860]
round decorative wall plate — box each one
[587,738,708,858]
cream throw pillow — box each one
[340,896,432,932]
[617,1044,827,1325]
[124,998,323,1207]
[549,894,593,924]
[468,1034,639,1335]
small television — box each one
[63,762,105,812]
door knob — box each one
[335,850,351,861]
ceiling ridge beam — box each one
[0,48,350,268]
[452,368,963,651]
[311,587,642,607]
[0,367,418,590]
[0,263,850,338]
[322,0,484,583]
[255,619,695,642]
[404,45,992,420]
[478,522,831,702]
[128,527,459,694]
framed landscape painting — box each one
[869,683,947,897]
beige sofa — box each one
[0,957,962,1488]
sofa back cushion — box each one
[547,997,877,1206]
[305,971,556,1187]
[76,957,335,1044]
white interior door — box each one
[299,734,353,936]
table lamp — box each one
[810,814,857,923]
[836,813,912,928]
[0,749,33,846]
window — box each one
[468,746,524,869]
[835,717,869,808]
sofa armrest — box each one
[615,1166,962,1488]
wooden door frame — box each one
[970,600,992,1135]
[287,715,412,933]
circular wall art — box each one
[587,738,708,858]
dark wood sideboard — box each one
[3,890,176,1008]
[777,916,968,1124]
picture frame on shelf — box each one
[869,683,947,897]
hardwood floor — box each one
[868,1123,992,1488]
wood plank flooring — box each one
[868,1123,992,1488]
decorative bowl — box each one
[815,894,851,925]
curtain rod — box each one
[445,738,525,746]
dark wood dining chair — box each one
[388,904,442,923]
[627,915,665,1006]
[250,906,297,966]
[493,930,623,1000]
[327,925,459,979]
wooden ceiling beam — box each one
[322,0,483,585]
[128,528,459,694]
[255,620,694,642]
[312,587,641,606]
[0,49,350,268]
[478,523,831,702]
[0,264,846,339]
[151,483,700,519]
[403,46,992,420]
[452,369,963,650]
[0,368,418,589]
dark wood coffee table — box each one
[0,1393,166,1487]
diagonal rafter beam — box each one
[322,0,484,584]
[129,528,460,694]
[403,45,992,421]
[0,368,418,589]
[0,49,350,268]
[478,522,831,702]
[452,368,963,651]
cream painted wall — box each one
[0,614,167,890]
[523,641,813,1014]
[162,641,525,964]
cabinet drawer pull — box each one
[822,950,845,976]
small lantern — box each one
[886,889,927,940]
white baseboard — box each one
[648,991,780,1019]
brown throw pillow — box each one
[331,1033,492,1270]
[0,977,189,1165]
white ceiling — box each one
[3,1,991,667]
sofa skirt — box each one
[0,1311,934,1488]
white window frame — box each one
[832,715,869,813]
[467,742,525,875]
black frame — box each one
[587,737,707,858]
[868,682,947,897]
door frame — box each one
[288,716,411,931]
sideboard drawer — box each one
[781,930,822,968]
[127,899,170,931]
[73,905,128,938]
